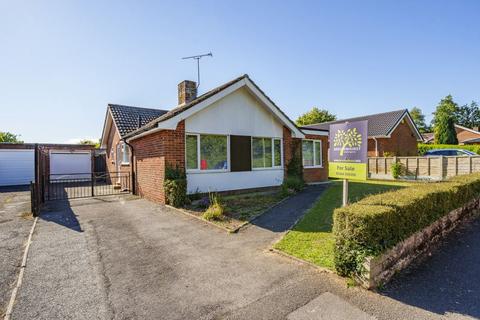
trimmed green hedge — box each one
[333,173,480,276]
[418,143,480,155]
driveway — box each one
[9,186,480,320]
[0,186,33,317]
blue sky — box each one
[1,0,479,143]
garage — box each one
[0,149,35,186]
[49,151,92,180]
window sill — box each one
[121,163,130,166]
[304,165,324,169]
[252,167,283,171]
[186,169,229,174]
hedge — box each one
[418,143,480,155]
[333,172,480,276]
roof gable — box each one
[126,75,304,140]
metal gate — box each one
[45,172,130,201]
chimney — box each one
[178,80,197,105]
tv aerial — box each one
[182,52,213,88]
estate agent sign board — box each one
[328,120,368,181]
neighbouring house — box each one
[302,109,423,157]
[100,74,328,204]
[423,124,480,145]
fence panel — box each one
[368,155,480,180]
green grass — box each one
[274,179,411,270]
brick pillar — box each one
[283,126,293,178]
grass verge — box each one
[274,179,410,270]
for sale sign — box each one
[328,120,368,180]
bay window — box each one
[302,140,322,168]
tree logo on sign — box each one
[333,127,363,156]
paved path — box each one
[0,186,33,317]
[8,187,480,320]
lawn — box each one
[186,190,287,230]
[274,179,411,270]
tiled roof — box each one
[108,104,168,137]
[422,132,434,142]
[302,109,410,137]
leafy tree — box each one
[454,101,480,129]
[433,95,458,144]
[296,107,336,126]
[0,132,23,143]
[79,139,100,148]
[409,107,429,133]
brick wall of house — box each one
[303,134,329,183]
[367,120,418,156]
[130,121,185,204]
[456,127,480,144]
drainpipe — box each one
[121,139,136,195]
[373,137,379,157]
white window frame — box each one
[251,137,283,170]
[185,133,230,173]
[302,139,323,168]
[121,143,130,165]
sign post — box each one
[328,120,368,206]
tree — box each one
[433,95,458,144]
[409,107,429,133]
[0,132,23,143]
[296,107,336,126]
[79,139,100,148]
[454,101,480,129]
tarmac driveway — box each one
[0,186,33,317]
[9,187,480,320]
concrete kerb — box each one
[4,217,38,320]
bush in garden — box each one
[164,165,187,207]
[391,162,403,179]
[333,172,480,276]
[203,193,225,221]
[281,176,305,196]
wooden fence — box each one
[368,156,480,180]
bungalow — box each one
[423,124,480,145]
[302,109,423,157]
[100,75,328,204]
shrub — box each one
[203,193,225,221]
[391,162,402,179]
[418,143,480,156]
[333,173,480,276]
[281,175,305,195]
[164,165,187,207]
[382,151,395,157]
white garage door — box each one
[50,151,92,180]
[0,149,35,186]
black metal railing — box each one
[45,172,130,201]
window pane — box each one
[200,135,227,170]
[314,141,321,166]
[252,138,264,168]
[274,139,281,166]
[264,138,272,167]
[186,135,198,169]
[302,140,314,167]
[123,144,130,163]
